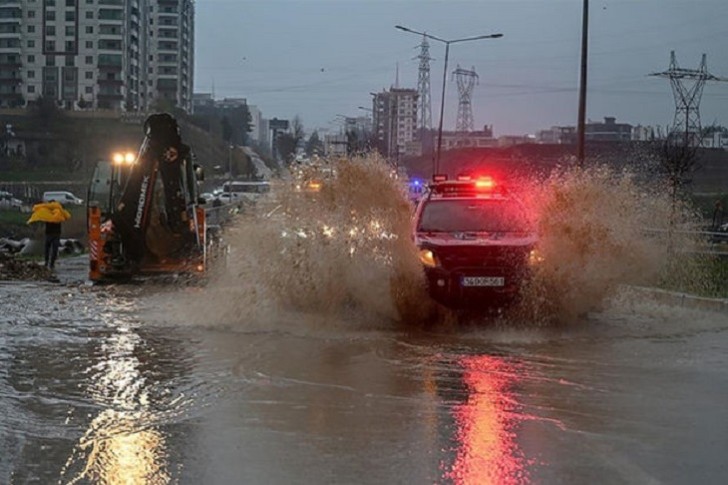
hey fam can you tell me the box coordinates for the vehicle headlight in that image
[419,248,438,268]
[528,248,544,266]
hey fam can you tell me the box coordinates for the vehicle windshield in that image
[418,199,531,233]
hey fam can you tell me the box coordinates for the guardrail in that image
[644,227,728,257]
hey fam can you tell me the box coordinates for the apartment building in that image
[146,0,194,112]
[371,87,418,159]
[0,0,193,112]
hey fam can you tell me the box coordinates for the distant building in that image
[585,117,632,141]
[0,0,194,111]
[441,125,496,150]
[191,94,261,145]
[192,93,215,114]
[632,125,655,141]
[537,126,577,144]
[324,133,347,157]
[247,105,263,142]
[372,87,418,159]
[215,97,247,109]
[498,135,535,147]
[536,118,633,144]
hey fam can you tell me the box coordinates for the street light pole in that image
[436,42,450,175]
[395,26,502,176]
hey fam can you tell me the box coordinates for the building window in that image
[28,70,35,78]
[85,41,92,48]
[85,55,92,64]
[46,41,55,51]
[85,86,92,93]
[28,86,36,93]
[28,55,35,63]
[28,10,36,18]
[86,26,93,34]
[85,71,92,79]
[65,41,75,51]
[65,11,75,21]
[45,26,56,36]
[65,26,75,36]
[66,0,76,6]
[45,10,56,21]
[27,25,35,33]
[27,40,35,48]
[85,11,93,19]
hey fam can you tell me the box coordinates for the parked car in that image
[219,181,271,204]
[42,191,84,205]
[0,191,23,211]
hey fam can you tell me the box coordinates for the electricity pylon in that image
[650,51,727,147]
[452,65,478,133]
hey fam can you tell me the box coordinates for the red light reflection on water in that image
[443,355,530,485]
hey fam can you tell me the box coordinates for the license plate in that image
[461,276,505,287]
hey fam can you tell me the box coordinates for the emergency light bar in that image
[432,174,448,182]
[429,174,502,196]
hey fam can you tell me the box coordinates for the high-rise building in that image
[147,0,194,112]
[371,88,418,159]
[0,0,193,112]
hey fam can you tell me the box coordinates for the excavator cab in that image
[88,114,206,282]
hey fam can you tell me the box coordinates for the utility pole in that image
[577,0,589,167]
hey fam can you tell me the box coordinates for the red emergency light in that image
[475,176,496,190]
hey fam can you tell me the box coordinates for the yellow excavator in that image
[86,113,206,282]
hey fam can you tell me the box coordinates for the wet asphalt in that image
[1,257,728,484]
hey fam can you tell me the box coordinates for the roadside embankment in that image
[629,286,728,315]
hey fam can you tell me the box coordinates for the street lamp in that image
[395,25,502,175]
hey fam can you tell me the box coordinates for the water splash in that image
[515,165,704,323]
[197,155,431,327]
[177,157,706,328]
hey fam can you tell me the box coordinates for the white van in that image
[218,181,271,204]
[42,191,84,205]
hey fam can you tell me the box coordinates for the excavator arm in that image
[112,113,199,264]
[87,113,206,281]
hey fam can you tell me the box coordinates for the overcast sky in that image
[195,0,728,136]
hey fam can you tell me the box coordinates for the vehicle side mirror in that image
[194,164,205,181]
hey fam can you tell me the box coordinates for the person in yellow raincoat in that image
[27,201,71,270]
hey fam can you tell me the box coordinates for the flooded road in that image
[1,273,727,484]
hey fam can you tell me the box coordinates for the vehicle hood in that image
[416,231,537,247]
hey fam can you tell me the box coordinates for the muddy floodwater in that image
[1,269,727,484]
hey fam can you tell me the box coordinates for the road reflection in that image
[441,355,531,485]
[61,326,170,484]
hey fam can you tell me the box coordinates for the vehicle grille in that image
[435,245,529,272]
